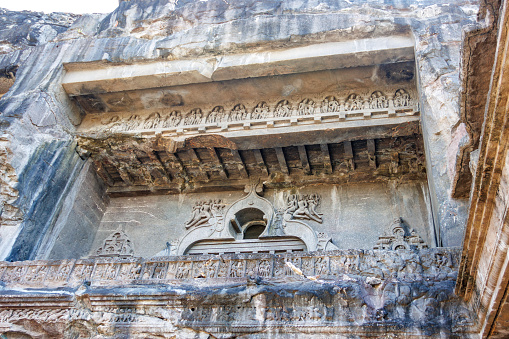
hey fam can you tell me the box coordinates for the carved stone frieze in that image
[0,248,459,288]
[80,88,418,134]
[0,248,470,337]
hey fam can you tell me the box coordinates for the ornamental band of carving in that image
[0,248,458,288]
[95,89,417,133]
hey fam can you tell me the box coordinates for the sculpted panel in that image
[87,88,418,134]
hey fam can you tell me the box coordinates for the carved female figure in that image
[252,102,269,119]
[274,100,292,117]
[321,96,340,113]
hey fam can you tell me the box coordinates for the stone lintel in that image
[62,37,414,96]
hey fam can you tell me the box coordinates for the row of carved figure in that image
[0,248,457,287]
[99,89,414,131]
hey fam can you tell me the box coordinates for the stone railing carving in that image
[82,88,419,135]
[0,248,473,338]
[0,248,459,288]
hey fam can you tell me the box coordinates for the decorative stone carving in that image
[143,112,161,129]
[84,88,418,135]
[321,96,340,113]
[170,185,336,255]
[94,228,135,258]
[274,100,292,117]
[228,104,248,121]
[369,91,387,109]
[298,98,315,115]
[184,199,226,229]
[285,194,323,223]
[206,106,225,123]
[125,114,141,130]
[163,110,182,127]
[373,218,428,250]
[344,93,364,111]
[252,101,269,119]
[184,108,203,125]
[393,89,411,107]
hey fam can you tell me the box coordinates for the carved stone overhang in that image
[67,38,422,195]
[0,248,474,338]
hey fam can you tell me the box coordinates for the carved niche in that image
[373,218,428,250]
[166,184,338,256]
[93,228,135,258]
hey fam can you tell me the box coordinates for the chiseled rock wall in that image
[77,181,432,259]
[0,248,475,338]
[0,0,482,261]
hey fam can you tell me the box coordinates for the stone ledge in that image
[62,37,414,96]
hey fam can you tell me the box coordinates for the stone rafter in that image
[77,135,426,195]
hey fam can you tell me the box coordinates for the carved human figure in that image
[125,114,141,130]
[393,89,411,107]
[163,110,182,127]
[307,194,323,222]
[229,104,248,121]
[207,106,224,123]
[344,94,363,111]
[321,96,340,113]
[184,108,203,125]
[369,91,387,109]
[287,194,323,223]
[274,100,292,117]
[298,98,315,115]
[252,102,269,119]
[144,112,161,129]
[185,200,213,229]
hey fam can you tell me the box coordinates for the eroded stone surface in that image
[0,248,475,338]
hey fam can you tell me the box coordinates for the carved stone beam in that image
[95,160,115,186]
[321,144,332,174]
[344,141,355,170]
[231,149,249,179]
[209,148,228,180]
[166,152,188,181]
[253,149,269,177]
[390,151,400,174]
[275,147,289,175]
[298,145,311,175]
[367,139,377,169]
[187,149,209,181]
[117,166,134,185]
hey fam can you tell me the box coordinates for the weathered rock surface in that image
[0,248,475,338]
[0,8,79,54]
[0,1,483,261]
